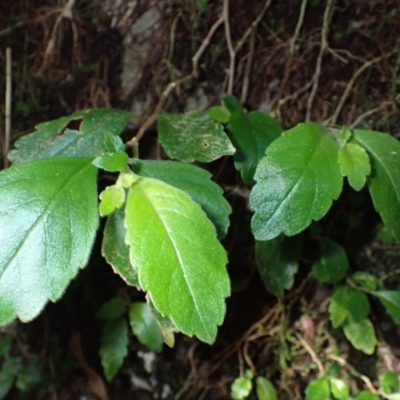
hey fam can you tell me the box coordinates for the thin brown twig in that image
[327,354,377,393]
[306,0,336,121]
[0,20,25,38]
[350,101,393,128]
[241,31,255,103]
[223,0,235,95]
[126,13,225,148]
[327,52,395,125]
[296,333,324,375]
[234,0,273,53]
[289,0,308,59]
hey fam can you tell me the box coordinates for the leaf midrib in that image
[0,160,93,280]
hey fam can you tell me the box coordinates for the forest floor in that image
[1,0,400,399]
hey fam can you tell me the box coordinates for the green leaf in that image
[329,286,350,328]
[0,158,98,325]
[312,239,349,284]
[343,318,377,355]
[255,235,302,298]
[372,291,400,324]
[305,378,330,400]
[346,289,370,324]
[0,358,21,400]
[8,109,131,165]
[330,378,349,400]
[350,271,380,291]
[353,130,400,241]
[256,377,278,400]
[208,106,231,123]
[104,133,125,153]
[98,186,125,217]
[130,160,231,238]
[93,151,129,172]
[380,371,399,394]
[228,110,282,184]
[338,143,371,190]
[251,122,343,241]
[223,95,244,113]
[339,125,352,147]
[354,391,379,400]
[129,302,164,352]
[0,335,13,356]
[231,370,253,400]
[96,297,126,319]
[157,111,235,162]
[196,0,208,9]
[100,317,129,381]
[102,206,139,286]
[125,177,230,343]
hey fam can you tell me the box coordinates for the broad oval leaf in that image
[255,234,302,298]
[93,151,129,172]
[157,111,235,162]
[256,377,278,400]
[343,318,377,355]
[208,106,231,123]
[305,378,330,400]
[380,371,399,394]
[330,378,349,400]
[251,122,343,241]
[100,317,129,381]
[372,290,400,325]
[102,206,139,287]
[329,285,350,328]
[8,109,131,165]
[353,130,400,240]
[125,177,230,343]
[228,110,282,184]
[0,158,98,325]
[130,159,231,238]
[129,302,164,353]
[338,143,371,191]
[312,239,349,284]
[354,391,379,400]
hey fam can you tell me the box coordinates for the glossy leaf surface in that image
[305,378,330,400]
[355,391,379,400]
[228,110,282,184]
[125,177,230,343]
[98,186,125,217]
[157,111,235,162]
[0,158,98,325]
[8,109,130,165]
[130,160,231,238]
[102,206,139,287]
[208,106,231,123]
[372,291,400,324]
[93,151,129,172]
[343,318,377,355]
[251,122,343,240]
[380,371,399,394]
[338,143,370,190]
[329,286,350,328]
[353,130,400,240]
[312,239,349,284]
[330,378,349,400]
[256,377,278,400]
[255,235,302,298]
[129,302,163,352]
[100,317,128,381]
